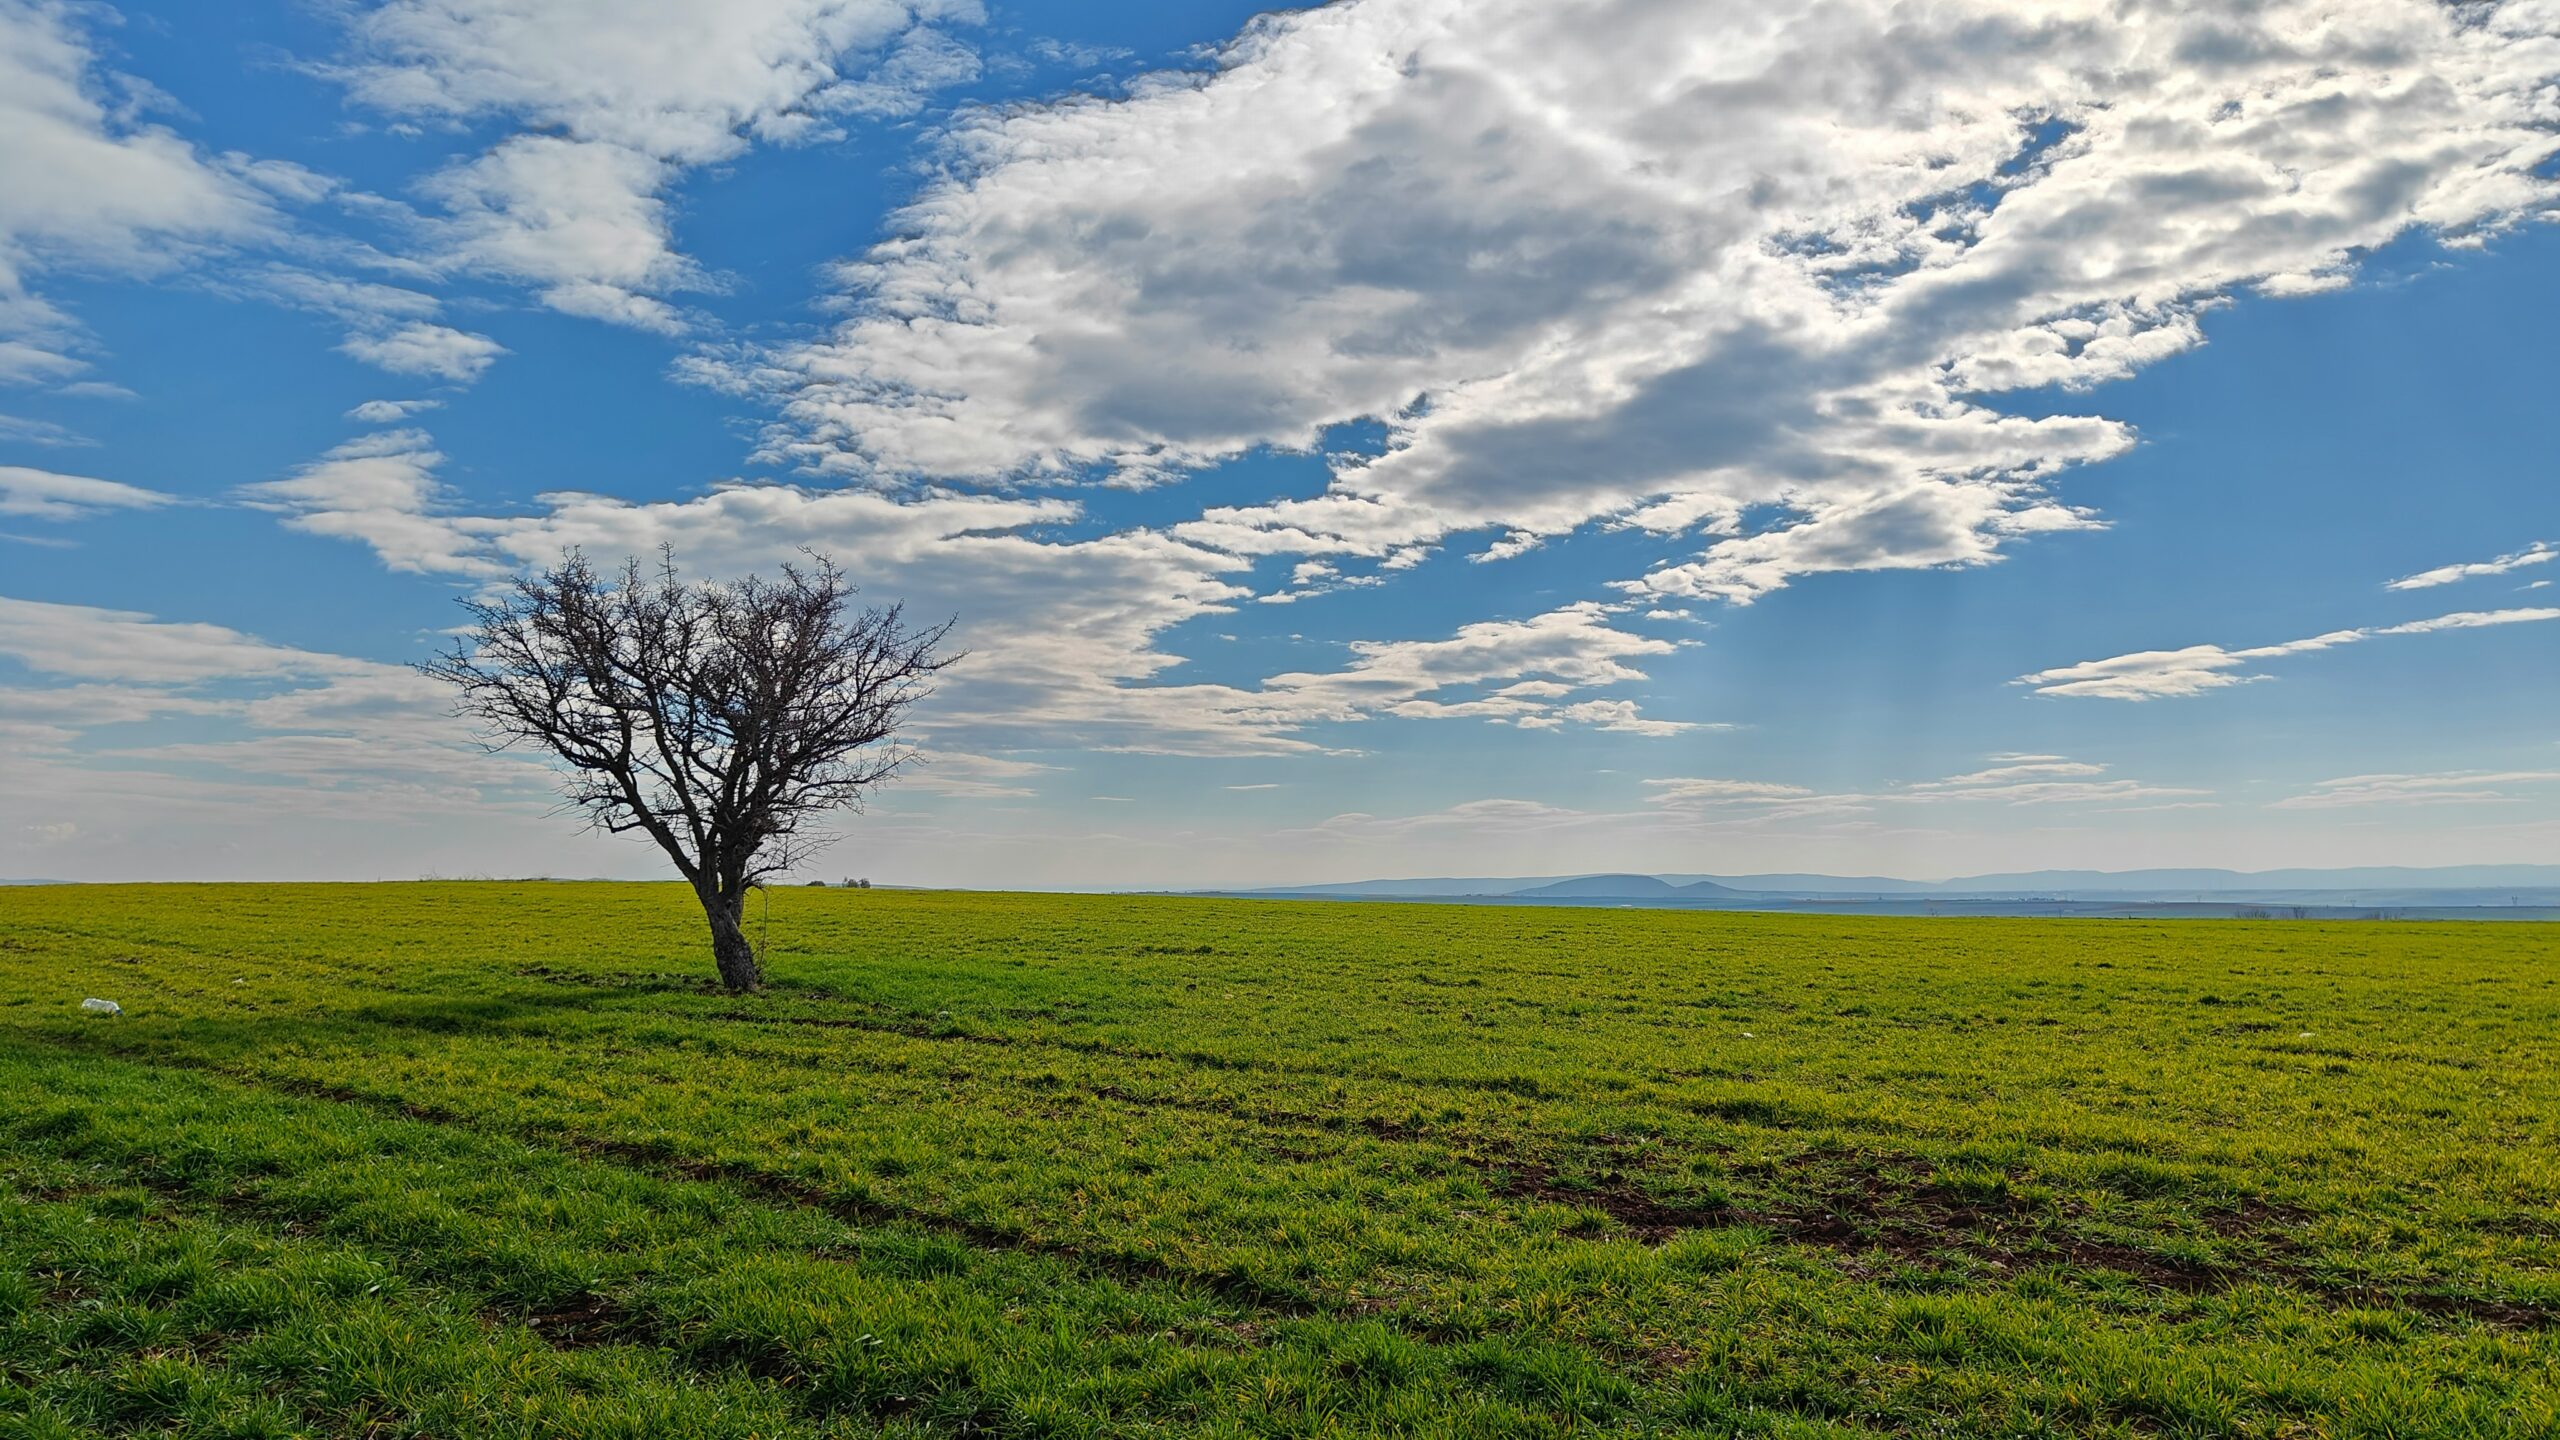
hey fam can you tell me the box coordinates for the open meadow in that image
[2,883,2557,1438]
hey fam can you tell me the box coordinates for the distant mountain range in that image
[1205,866,2560,916]
[1241,864,2560,894]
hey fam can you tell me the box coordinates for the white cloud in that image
[1256,601,1701,738]
[1922,760,2105,787]
[2385,541,2558,590]
[1900,774,2209,808]
[1522,698,1706,737]
[228,423,1716,752]
[1023,37,1133,72]
[1306,753,2198,852]
[184,3,2560,778]
[0,339,83,388]
[336,322,506,382]
[2273,770,2560,809]
[1295,798,1595,844]
[2022,606,2560,699]
[0,594,570,878]
[0,1,281,387]
[734,0,2557,617]
[346,397,443,423]
[899,747,1053,799]
[231,267,509,384]
[236,429,500,575]
[1628,484,2104,605]
[421,137,695,333]
[329,0,985,330]
[0,682,228,752]
[0,595,379,684]
[1644,778,1819,805]
[241,267,442,324]
[0,465,173,520]
[0,414,89,447]
[1643,755,2206,818]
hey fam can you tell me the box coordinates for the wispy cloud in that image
[897,748,1053,800]
[0,2,285,389]
[2273,771,2560,809]
[1645,755,2206,817]
[2020,607,2560,700]
[346,397,443,423]
[231,428,1715,750]
[0,595,555,864]
[0,465,174,520]
[1303,754,2200,855]
[2385,541,2556,591]
[234,429,498,575]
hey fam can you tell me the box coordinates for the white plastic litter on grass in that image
[80,997,122,1016]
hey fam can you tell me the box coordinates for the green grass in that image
[2,883,2556,1437]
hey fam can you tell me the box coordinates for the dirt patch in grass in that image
[502,1292,633,1348]
[201,1054,2560,1333]
[1500,1160,1733,1243]
[1493,1153,2553,1327]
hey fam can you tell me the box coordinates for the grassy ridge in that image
[2,882,2556,1437]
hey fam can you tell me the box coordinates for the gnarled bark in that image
[699,885,762,993]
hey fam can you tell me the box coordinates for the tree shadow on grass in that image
[12,981,661,1075]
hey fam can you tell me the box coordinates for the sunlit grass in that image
[3,883,2556,1436]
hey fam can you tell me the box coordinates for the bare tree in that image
[421,550,955,991]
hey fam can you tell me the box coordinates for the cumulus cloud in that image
[328,0,985,330]
[2021,606,2560,699]
[168,2,2560,779]
[0,465,173,520]
[1239,602,1704,738]
[336,322,506,382]
[2386,540,2558,591]
[733,0,2557,617]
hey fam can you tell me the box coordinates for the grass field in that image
[2,883,2556,1438]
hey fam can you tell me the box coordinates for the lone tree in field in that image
[422,550,954,992]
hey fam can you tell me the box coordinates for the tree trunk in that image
[698,885,763,992]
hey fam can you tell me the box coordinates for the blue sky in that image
[2,0,2555,886]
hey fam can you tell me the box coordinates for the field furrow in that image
[5,883,2558,1437]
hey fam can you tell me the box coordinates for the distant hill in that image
[1208,864,2560,907]
[1514,874,1750,899]
[1937,865,2560,894]
[1238,876,1563,897]
[1655,872,1941,895]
